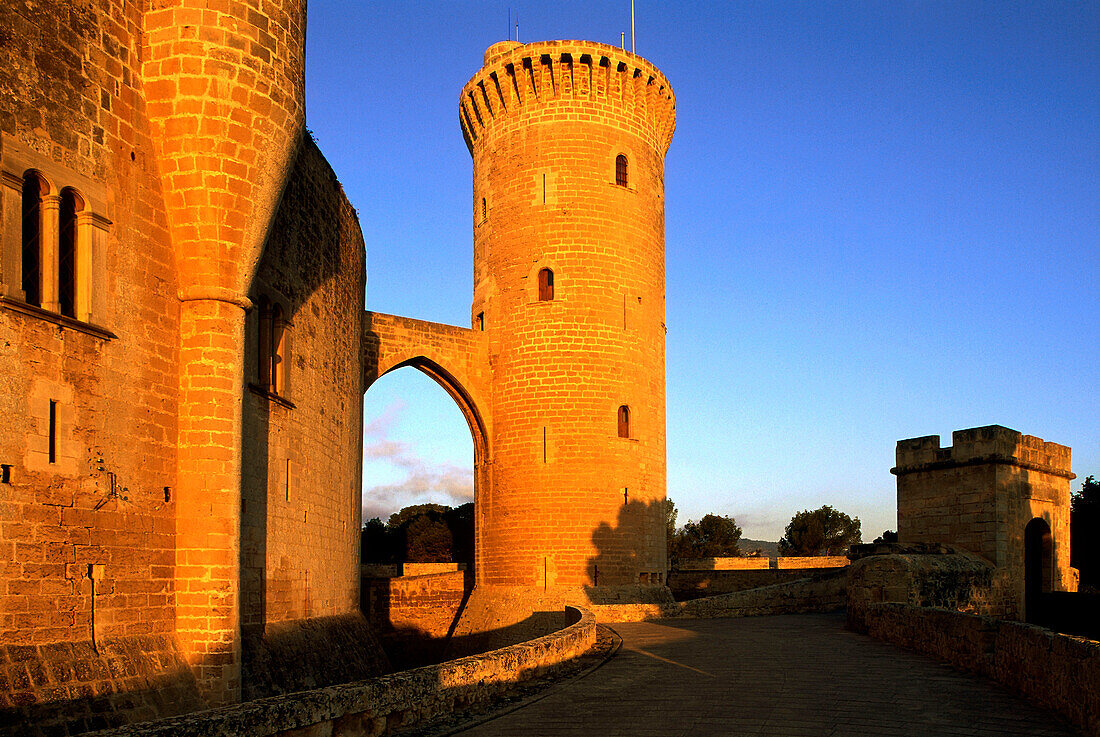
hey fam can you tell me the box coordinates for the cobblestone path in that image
[458,613,1083,736]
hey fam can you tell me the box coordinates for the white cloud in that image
[361,399,473,522]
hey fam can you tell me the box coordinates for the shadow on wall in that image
[0,636,204,737]
[584,498,670,602]
[238,133,379,699]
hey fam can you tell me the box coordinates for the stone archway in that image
[1024,517,1053,623]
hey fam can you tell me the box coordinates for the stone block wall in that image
[241,137,366,631]
[860,603,1100,737]
[84,606,597,737]
[0,0,180,680]
[893,425,1076,618]
[463,41,675,593]
[777,555,849,570]
[362,570,471,668]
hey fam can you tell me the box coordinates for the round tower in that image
[461,41,676,594]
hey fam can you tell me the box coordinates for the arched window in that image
[615,154,628,187]
[258,296,273,390]
[257,296,288,397]
[617,405,630,438]
[538,268,554,301]
[58,188,79,318]
[21,172,44,307]
[271,303,286,395]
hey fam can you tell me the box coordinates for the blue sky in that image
[305,2,1099,541]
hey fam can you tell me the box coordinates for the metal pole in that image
[631,0,635,53]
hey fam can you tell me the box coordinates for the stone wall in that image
[594,571,848,622]
[86,607,597,737]
[0,635,203,737]
[238,136,376,696]
[362,570,471,668]
[464,41,675,593]
[893,425,1076,619]
[859,603,1100,737]
[669,567,847,600]
[777,555,849,569]
[677,557,770,571]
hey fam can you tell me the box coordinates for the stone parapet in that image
[859,603,1100,737]
[893,425,1074,479]
[86,606,597,737]
[460,40,676,156]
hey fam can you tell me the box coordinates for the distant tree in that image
[361,516,399,563]
[664,498,679,566]
[1072,475,1099,589]
[404,514,454,562]
[677,514,743,559]
[778,505,861,556]
[873,530,898,544]
[359,503,476,565]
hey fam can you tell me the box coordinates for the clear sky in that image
[305,1,1099,541]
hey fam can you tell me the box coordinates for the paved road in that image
[459,613,1083,737]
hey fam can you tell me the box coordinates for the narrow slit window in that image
[481,197,487,222]
[538,268,554,301]
[59,189,78,318]
[48,400,57,463]
[258,297,273,391]
[21,173,43,307]
[615,154,628,187]
[271,303,286,395]
[476,312,485,331]
[617,405,630,438]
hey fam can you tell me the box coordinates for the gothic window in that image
[21,172,44,307]
[615,154,628,187]
[538,268,554,301]
[617,405,630,438]
[58,188,79,318]
[257,296,288,396]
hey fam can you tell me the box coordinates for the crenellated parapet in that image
[893,425,1075,479]
[460,40,676,156]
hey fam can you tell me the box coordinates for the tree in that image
[873,530,898,544]
[1072,475,1099,589]
[664,498,679,565]
[676,514,743,559]
[778,505,861,556]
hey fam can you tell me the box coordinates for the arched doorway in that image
[361,364,484,555]
[1024,517,1053,624]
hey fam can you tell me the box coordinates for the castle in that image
[0,2,1078,734]
[0,0,676,727]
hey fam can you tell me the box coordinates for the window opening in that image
[538,268,554,301]
[270,303,286,395]
[615,154,628,187]
[21,173,43,307]
[481,197,487,222]
[258,297,272,391]
[48,400,57,463]
[617,405,630,438]
[59,189,78,318]
[476,312,485,331]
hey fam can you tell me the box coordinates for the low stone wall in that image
[859,603,1100,737]
[594,571,848,622]
[777,555,848,570]
[89,606,597,737]
[0,634,205,737]
[677,557,769,571]
[362,570,471,668]
[669,567,845,600]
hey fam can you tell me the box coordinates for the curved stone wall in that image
[88,606,597,737]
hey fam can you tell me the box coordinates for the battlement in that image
[460,40,676,156]
[892,425,1074,479]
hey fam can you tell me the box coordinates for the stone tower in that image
[460,41,676,593]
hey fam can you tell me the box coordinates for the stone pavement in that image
[457,613,1083,736]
